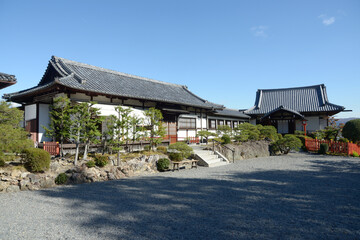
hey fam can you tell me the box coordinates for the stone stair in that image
[192,145,229,167]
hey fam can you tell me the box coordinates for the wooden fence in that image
[43,141,60,156]
[305,138,360,155]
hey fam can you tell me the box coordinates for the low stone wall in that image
[0,154,167,193]
[216,140,271,161]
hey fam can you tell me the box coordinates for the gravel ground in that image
[1,152,360,240]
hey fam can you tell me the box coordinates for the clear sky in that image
[1,0,359,118]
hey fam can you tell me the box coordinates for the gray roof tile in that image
[0,72,17,89]
[245,84,345,115]
[213,108,250,119]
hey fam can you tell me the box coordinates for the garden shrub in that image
[156,146,167,154]
[0,153,4,167]
[338,138,349,143]
[257,125,279,141]
[342,119,360,143]
[233,123,260,142]
[86,160,96,168]
[352,151,359,157]
[94,154,108,167]
[157,158,170,171]
[271,134,302,154]
[318,143,329,154]
[221,134,231,144]
[55,173,68,185]
[144,145,151,151]
[168,142,193,159]
[294,130,305,136]
[168,152,183,162]
[23,148,50,172]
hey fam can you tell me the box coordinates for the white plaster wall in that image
[319,117,327,130]
[306,117,320,132]
[38,104,51,142]
[25,104,36,121]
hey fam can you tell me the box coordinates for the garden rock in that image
[6,185,20,193]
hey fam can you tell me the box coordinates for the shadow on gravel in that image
[40,158,360,239]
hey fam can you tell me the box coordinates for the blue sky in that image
[1,0,359,117]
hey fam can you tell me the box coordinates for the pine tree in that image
[144,108,166,151]
[43,96,71,157]
[112,106,132,165]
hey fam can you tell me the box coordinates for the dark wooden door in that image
[164,121,177,144]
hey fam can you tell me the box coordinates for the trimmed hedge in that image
[23,148,50,172]
[352,151,359,157]
[157,158,170,171]
[94,154,108,167]
[55,173,68,185]
[168,142,193,159]
[156,146,167,154]
[342,119,360,143]
[168,152,183,162]
[221,135,231,144]
[318,143,329,154]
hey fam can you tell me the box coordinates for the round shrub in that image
[94,154,108,167]
[156,146,167,154]
[271,134,302,154]
[221,135,231,144]
[168,142,193,159]
[342,119,360,143]
[23,148,50,172]
[157,158,170,171]
[86,160,95,168]
[318,143,329,154]
[352,151,359,157]
[168,152,183,162]
[144,145,151,151]
[55,173,68,185]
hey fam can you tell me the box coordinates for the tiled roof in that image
[5,56,223,109]
[213,108,250,119]
[260,106,304,120]
[0,72,17,89]
[245,84,345,115]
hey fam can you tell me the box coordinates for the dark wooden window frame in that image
[178,117,196,130]
[209,119,217,129]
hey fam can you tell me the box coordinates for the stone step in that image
[208,161,228,168]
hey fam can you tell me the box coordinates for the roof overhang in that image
[261,106,305,121]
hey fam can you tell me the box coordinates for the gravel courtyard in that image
[1,152,359,239]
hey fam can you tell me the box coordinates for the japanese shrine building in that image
[244,84,346,134]
[3,56,250,143]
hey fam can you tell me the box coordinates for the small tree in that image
[196,130,217,144]
[144,108,166,150]
[82,104,102,160]
[102,115,116,154]
[113,106,133,165]
[0,101,33,155]
[272,134,302,154]
[342,119,360,143]
[233,123,260,142]
[129,115,143,152]
[44,96,71,157]
[217,125,232,137]
[257,125,279,141]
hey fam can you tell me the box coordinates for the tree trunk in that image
[83,140,89,160]
[60,136,64,157]
[117,150,121,166]
[74,126,80,165]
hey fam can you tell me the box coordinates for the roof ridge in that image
[52,56,184,88]
[258,84,325,92]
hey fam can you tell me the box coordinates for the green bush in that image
[144,145,151,151]
[23,148,50,172]
[318,143,329,154]
[157,158,170,171]
[168,152,183,162]
[352,151,359,157]
[55,173,68,185]
[86,160,96,168]
[168,142,193,159]
[294,130,305,136]
[156,146,167,154]
[338,138,349,143]
[233,123,260,142]
[342,119,360,143]
[221,134,231,144]
[257,125,279,141]
[94,154,108,167]
[271,134,302,154]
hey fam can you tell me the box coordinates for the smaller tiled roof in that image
[0,72,17,89]
[261,105,304,120]
[213,108,250,119]
[245,84,345,115]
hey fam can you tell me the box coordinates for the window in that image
[178,118,196,129]
[209,119,216,129]
[226,120,232,128]
[233,121,238,128]
[218,120,224,126]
